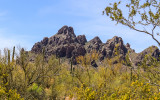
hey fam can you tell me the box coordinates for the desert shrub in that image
[0,47,160,99]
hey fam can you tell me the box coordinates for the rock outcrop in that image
[77,35,87,45]
[31,25,160,66]
[99,36,128,61]
[31,26,86,64]
[134,46,160,65]
[85,36,103,53]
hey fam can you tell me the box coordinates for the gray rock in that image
[77,35,87,45]
[135,46,160,65]
[85,36,103,53]
[31,26,160,67]
[100,36,128,61]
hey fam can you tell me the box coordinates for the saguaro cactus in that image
[12,46,15,62]
[8,50,10,65]
[42,47,45,62]
[70,57,73,74]
[42,47,45,84]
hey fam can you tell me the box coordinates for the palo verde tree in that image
[104,0,160,45]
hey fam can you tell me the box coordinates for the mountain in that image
[31,25,160,66]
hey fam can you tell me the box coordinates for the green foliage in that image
[104,0,160,45]
[74,84,97,100]
[27,83,43,99]
[0,47,160,99]
[0,86,24,100]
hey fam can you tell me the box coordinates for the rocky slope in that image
[31,25,160,66]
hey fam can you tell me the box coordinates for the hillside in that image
[31,25,160,66]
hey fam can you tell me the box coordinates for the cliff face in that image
[31,25,160,65]
[134,46,160,65]
[32,26,86,63]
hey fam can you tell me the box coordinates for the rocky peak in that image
[48,26,78,46]
[106,36,126,51]
[106,36,123,45]
[57,25,76,38]
[31,25,160,67]
[41,37,49,46]
[31,27,130,65]
[126,43,130,48]
[89,36,102,44]
[77,35,87,45]
[31,26,87,64]
[85,36,103,53]
[135,46,160,65]
[139,46,159,57]
[99,36,128,61]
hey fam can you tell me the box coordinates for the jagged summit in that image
[77,35,87,45]
[31,26,160,65]
[85,36,103,53]
[134,46,160,65]
[106,36,123,44]
[89,36,102,44]
[105,36,127,55]
[57,25,76,37]
[50,25,77,45]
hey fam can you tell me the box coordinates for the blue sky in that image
[0,0,159,53]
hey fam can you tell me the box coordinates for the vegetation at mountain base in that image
[104,0,160,46]
[0,46,160,100]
